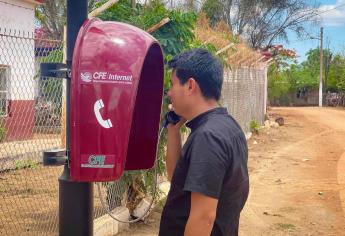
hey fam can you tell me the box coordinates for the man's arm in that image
[184,192,218,236]
[165,119,185,181]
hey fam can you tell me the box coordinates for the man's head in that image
[167,48,223,118]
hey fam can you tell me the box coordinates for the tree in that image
[35,0,99,39]
[202,0,223,26]
[328,54,345,91]
[202,0,319,48]
[94,0,198,212]
[266,45,297,104]
[97,0,197,56]
[302,48,333,90]
[35,0,65,39]
[267,63,290,104]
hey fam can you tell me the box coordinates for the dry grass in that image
[195,14,266,69]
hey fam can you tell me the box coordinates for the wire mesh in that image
[0,27,165,235]
[0,23,267,235]
[221,67,266,133]
[0,28,62,235]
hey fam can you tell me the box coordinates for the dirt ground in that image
[117,107,345,236]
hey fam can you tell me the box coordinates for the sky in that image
[282,0,345,63]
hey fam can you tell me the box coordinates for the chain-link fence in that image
[0,28,111,235]
[221,66,267,133]
[0,26,267,235]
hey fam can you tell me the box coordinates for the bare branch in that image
[146,17,170,33]
[88,0,119,18]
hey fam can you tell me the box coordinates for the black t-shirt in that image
[159,107,249,236]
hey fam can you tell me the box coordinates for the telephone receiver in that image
[163,110,181,128]
[94,99,113,129]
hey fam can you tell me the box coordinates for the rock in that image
[264,120,270,128]
[253,140,258,145]
[132,197,153,219]
[245,132,252,140]
[302,158,310,162]
[269,120,279,128]
[272,122,279,128]
[318,192,323,195]
[275,117,284,126]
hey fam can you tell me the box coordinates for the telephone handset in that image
[163,110,181,128]
[94,99,113,129]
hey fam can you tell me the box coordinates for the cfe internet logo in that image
[80,71,133,84]
[81,155,114,168]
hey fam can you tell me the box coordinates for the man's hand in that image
[165,105,186,181]
[184,192,218,236]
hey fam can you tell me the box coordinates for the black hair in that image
[168,48,223,101]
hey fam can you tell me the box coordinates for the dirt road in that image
[241,107,345,235]
[118,107,345,236]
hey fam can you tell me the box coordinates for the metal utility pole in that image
[41,1,92,235]
[319,27,323,107]
[60,1,93,235]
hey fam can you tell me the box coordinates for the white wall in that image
[0,0,36,100]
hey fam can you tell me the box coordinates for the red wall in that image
[4,100,35,141]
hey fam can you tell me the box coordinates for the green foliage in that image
[97,0,198,204]
[249,119,261,134]
[285,63,318,90]
[286,48,345,92]
[301,48,332,87]
[275,223,296,230]
[14,159,39,170]
[268,64,290,103]
[36,49,64,109]
[153,10,197,56]
[268,46,345,104]
[98,0,197,56]
[0,124,5,142]
[202,0,223,26]
[328,54,345,91]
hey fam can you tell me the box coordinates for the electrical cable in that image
[317,2,345,15]
[97,127,165,223]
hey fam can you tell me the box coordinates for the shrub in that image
[14,159,39,170]
[250,119,261,134]
[0,121,5,142]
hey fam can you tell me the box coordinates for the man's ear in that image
[187,78,197,94]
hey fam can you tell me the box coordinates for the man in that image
[159,48,249,236]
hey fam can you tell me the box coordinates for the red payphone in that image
[70,18,164,182]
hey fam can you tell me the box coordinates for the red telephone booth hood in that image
[70,18,164,182]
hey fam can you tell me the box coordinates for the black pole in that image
[59,1,93,236]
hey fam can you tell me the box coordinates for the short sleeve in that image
[183,132,230,199]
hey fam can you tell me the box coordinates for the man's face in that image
[167,70,189,116]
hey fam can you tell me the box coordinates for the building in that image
[0,0,43,140]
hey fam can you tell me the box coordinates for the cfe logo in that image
[88,155,105,166]
[93,72,107,80]
[81,154,114,168]
[80,72,92,82]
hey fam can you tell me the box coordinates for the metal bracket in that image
[43,149,68,166]
[40,63,71,79]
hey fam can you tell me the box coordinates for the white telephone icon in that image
[94,99,113,129]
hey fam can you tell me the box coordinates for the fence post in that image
[59,1,93,236]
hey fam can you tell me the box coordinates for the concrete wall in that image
[0,0,36,100]
[0,0,38,140]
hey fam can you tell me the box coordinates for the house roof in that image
[22,0,44,5]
